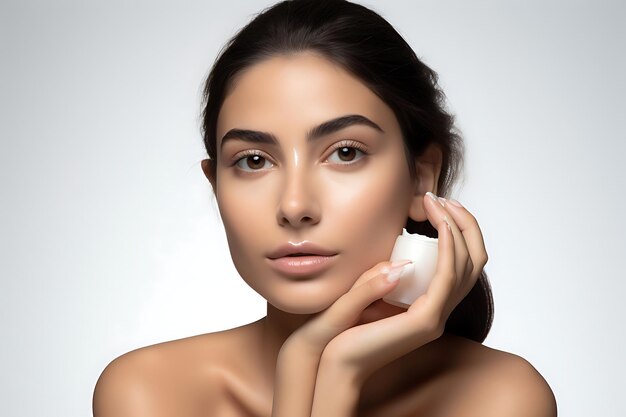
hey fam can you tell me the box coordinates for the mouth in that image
[267,241,338,260]
[266,241,338,276]
[266,254,338,277]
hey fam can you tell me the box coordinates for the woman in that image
[93,0,557,415]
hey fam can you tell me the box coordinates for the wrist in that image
[311,357,361,417]
[279,334,324,364]
[319,351,364,388]
[273,337,324,417]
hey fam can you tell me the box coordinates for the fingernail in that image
[426,191,446,208]
[426,191,438,202]
[381,259,411,273]
[390,259,412,268]
[385,261,414,283]
[447,199,463,208]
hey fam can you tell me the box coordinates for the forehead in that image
[216,52,398,142]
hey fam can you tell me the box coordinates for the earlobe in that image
[201,158,217,194]
[407,143,443,222]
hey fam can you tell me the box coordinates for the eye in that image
[233,151,274,172]
[326,140,369,165]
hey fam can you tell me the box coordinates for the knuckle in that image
[354,274,389,299]
[467,257,474,271]
[446,272,458,290]
[373,261,390,271]
[467,212,479,226]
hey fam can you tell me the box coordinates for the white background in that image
[1,1,624,416]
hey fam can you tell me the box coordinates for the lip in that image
[266,241,339,277]
[266,254,338,277]
[267,241,338,259]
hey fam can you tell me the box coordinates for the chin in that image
[269,301,329,315]
[236,260,358,315]
[264,283,341,315]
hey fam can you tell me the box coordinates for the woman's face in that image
[212,52,419,314]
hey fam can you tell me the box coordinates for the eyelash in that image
[231,140,369,172]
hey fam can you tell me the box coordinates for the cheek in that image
[328,161,410,228]
[217,182,271,267]
[322,161,412,271]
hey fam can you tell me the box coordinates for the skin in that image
[92,53,557,416]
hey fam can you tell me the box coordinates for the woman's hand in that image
[300,192,488,383]
[272,192,488,417]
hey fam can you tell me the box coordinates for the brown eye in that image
[234,153,273,172]
[337,147,357,161]
[327,143,367,165]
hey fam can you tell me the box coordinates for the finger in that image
[424,192,469,288]
[409,210,456,316]
[301,265,408,346]
[349,257,414,290]
[439,197,488,283]
[349,261,391,290]
[357,299,406,325]
[331,261,412,327]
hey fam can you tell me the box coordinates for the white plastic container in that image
[382,228,439,308]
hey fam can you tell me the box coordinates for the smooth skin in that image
[93,53,556,416]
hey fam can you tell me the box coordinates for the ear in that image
[407,143,443,222]
[201,158,217,195]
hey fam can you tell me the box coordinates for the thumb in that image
[297,260,413,349]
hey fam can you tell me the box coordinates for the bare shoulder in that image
[440,334,558,417]
[481,348,557,416]
[360,333,556,417]
[93,321,262,417]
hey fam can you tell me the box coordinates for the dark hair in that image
[200,0,494,343]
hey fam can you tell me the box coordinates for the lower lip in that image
[267,255,337,276]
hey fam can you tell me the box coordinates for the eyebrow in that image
[219,114,384,151]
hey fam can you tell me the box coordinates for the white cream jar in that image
[382,228,439,308]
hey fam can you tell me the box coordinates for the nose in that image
[276,165,321,228]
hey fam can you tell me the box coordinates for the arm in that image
[310,355,361,417]
[271,338,324,417]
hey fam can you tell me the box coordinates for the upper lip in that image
[267,241,338,259]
